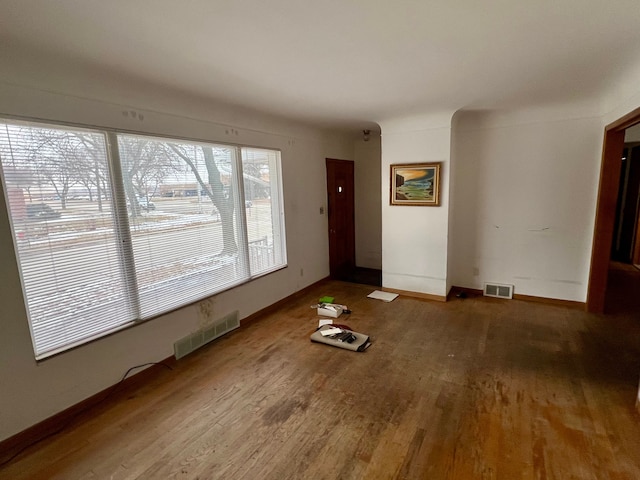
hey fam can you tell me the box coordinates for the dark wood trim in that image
[449,286,585,309]
[3,279,640,478]
[0,356,176,465]
[447,286,483,300]
[606,106,640,131]
[512,294,586,310]
[0,277,332,464]
[0,277,331,464]
[587,112,640,312]
[240,277,331,327]
[589,129,625,313]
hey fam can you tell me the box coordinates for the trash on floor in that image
[317,303,343,317]
[312,302,351,317]
[310,324,371,352]
[367,290,399,302]
[318,318,334,327]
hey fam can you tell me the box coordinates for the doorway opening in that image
[326,158,356,280]
[325,158,382,287]
[611,142,640,267]
[588,107,640,313]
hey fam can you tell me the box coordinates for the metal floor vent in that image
[483,283,514,299]
[174,310,240,359]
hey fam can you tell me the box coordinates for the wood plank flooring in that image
[2,279,640,479]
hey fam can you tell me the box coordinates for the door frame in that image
[587,106,640,312]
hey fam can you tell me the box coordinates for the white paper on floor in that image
[367,290,399,302]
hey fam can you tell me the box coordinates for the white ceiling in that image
[1,1,640,130]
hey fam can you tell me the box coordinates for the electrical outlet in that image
[473,267,480,276]
[300,268,304,277]
[320,206,324,215]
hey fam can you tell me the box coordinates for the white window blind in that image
[117,134,250,317]
[0,122,135,358]
[0,120,287,359]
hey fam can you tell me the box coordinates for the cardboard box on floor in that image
[317,304,343,318]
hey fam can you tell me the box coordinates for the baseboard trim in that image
[381,287,447,302]
[240,276,330,327]
[1,277,585,464]
[0,277,331,465]
[447,286,483,300]
[450,286,586,310]
[0,356,176,466]
[512,293,586,310]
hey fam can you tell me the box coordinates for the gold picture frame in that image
[390,162,441,206]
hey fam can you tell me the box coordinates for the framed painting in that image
[390,162,441,206]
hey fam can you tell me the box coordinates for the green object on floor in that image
[319,296,334,304]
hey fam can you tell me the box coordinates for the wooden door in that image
[326,159,355,279]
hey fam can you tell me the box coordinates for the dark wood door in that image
[326,158,355,278]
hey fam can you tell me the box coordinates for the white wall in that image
[354,135,382,269]
[0,54,352,441]
[380,113,453,297]
[5,35,640,445]
[602,52,640,125]
[625,123,640,142]
[449,107,603,301]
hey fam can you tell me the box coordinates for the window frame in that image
[0,116,288,360]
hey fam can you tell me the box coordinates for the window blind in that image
[117,134,250,318]
[0,122,135,358]
[0,120,287,359]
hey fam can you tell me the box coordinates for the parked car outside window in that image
[26,203,61,219]
[138,198,156,210]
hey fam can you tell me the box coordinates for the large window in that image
[0,121,286,359]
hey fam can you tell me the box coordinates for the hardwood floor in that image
[2,280,640,479]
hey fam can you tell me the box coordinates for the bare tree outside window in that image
[0,121,285,358]
[166,143,238,255]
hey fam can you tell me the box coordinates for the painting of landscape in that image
[390,163,441,206]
